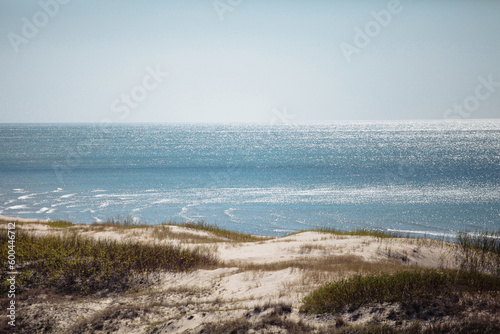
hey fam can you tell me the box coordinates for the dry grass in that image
[307,228,404,239]
[86,219,271,244]
[163,221,271,242]
[228,254,405,275]
[456,230,500,275]
[301,269,500,315]
[298,243,330,254]
[150,225,224,244]
[0,230,218,296]
[198,303,312,334]
[46,221,75,228]
[68,304,151,334]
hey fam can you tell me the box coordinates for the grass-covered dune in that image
[0,219,499,333]
[0,229,218,297]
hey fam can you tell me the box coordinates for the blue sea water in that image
[0,121,499,237]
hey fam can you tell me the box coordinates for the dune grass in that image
[163,221,270,242]
[457,230,500,254]
[46,220,74,228]
[229,254,405,276]
[198,303,313,334]
[310,227,403,239]
[87,217,267,243]
[2,221,499,332]
[300,228,500,320]
[0,229,218,296]
[91,214,147,228]
[300,269,500,315]
[456,230,500,275]
[150,225,226,243]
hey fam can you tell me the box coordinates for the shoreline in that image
[0,214,465,241]
[0,214,49,223]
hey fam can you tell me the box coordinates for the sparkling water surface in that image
[1,121,499,237]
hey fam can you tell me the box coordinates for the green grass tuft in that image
[456,230,500,275]
[46,220,74,228]
[301,269,500,315]
[92,214,146,228]
[0,230,218,296]
[163,221,269,242]
[310,227,403,239]
[457,230,500,255]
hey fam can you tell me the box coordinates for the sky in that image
[0,0,499,123]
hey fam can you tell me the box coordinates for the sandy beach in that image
[4,218,495,334]
[0,215,48,224]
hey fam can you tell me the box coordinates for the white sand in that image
[0,221,460,333]
[0,214,48,223]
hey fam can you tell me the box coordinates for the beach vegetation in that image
[163,221,270,242]
[300,269,500,315]
[0,229,218,297]
[310,227,403,239]
[92,214,147,228]
[456,230,500,275]
[199,303,312,334]
[69,304,150,334]
[46,220,74,228]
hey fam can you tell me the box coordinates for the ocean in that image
[0,121,499,237]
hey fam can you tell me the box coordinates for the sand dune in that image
[1,220,490,333]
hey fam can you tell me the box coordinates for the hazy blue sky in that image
[1,0,499,123]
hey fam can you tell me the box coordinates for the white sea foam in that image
[177,206,188,217]
[224,208,239,223]
[7,205,27,210]
[152,198,176,204]
[387,229,456,239]
[295,220,309,226]
[18,193,36,200]
[94,193,139,198]
[51,201,75,207]
[465,231,500,240]
[177,204,203,221]
[99,201,111,208]
[37,207,50,213]
[60,193,76,198]
[272,228,295,234]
